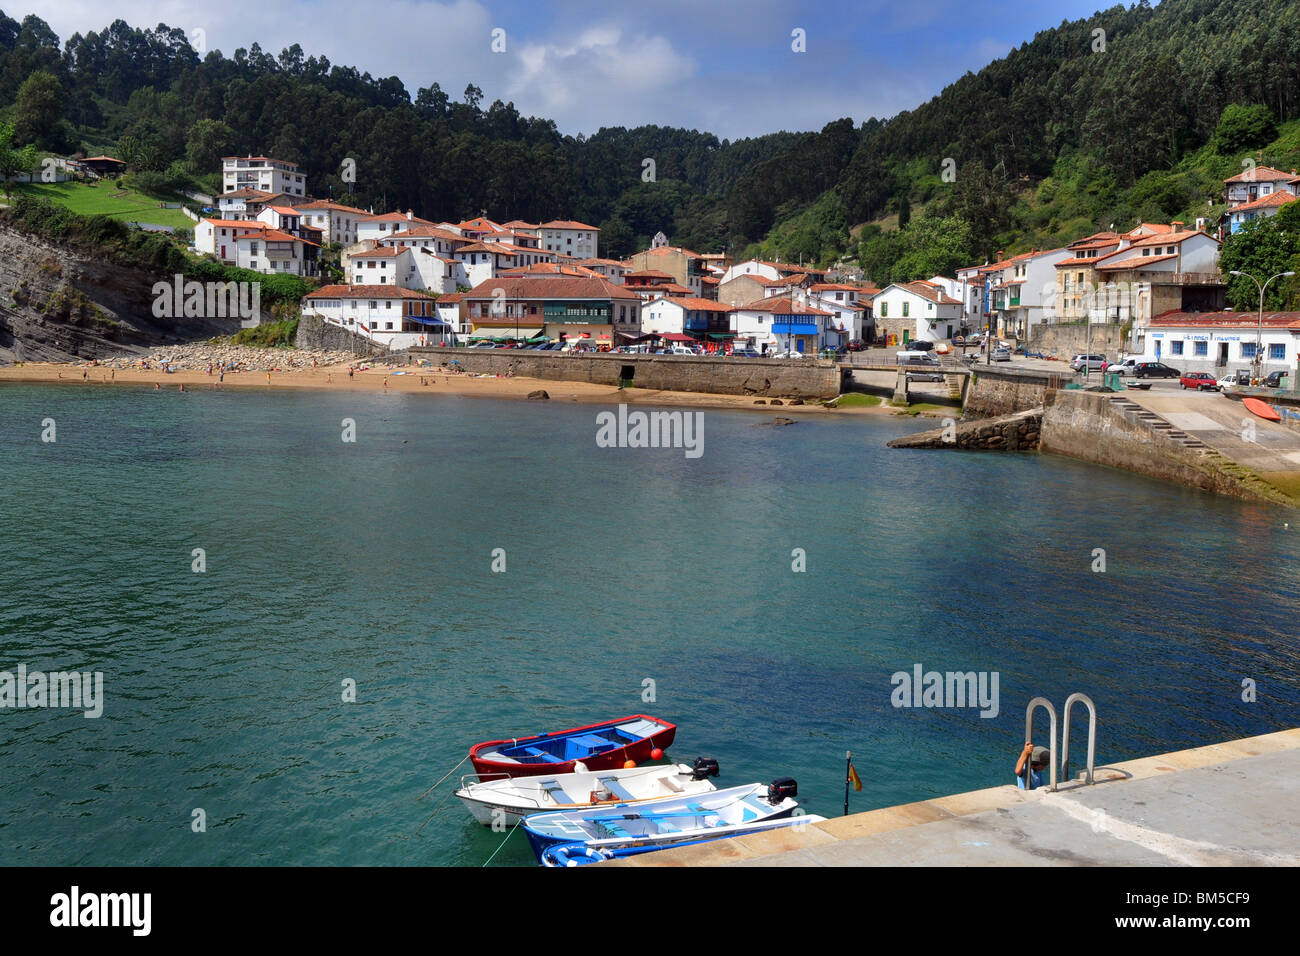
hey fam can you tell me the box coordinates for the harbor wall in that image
[404,348,844,399]
[1039,389,1286,504]
[887,409,1041,450]
[963,366,1061,418]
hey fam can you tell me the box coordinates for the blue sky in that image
[41,0,1115,138]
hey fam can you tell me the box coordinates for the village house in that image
[1134,309,1300,381]
[731,295,833,355]
[222,155,307,196]
[296,199,371,246]
[356,210,439,244]
[461,275,639,344]
[871,281,963,345]
[1223,166,1300,208]
[539,220,600,259]
[639,296,733,349]
[1226,191,1298,234]
[625,245,712,297]
[301,285,446,349]
[808,282,875,346]
[980,248,1070,340]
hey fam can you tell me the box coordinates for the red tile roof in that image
[305,285,436,299]
[464,276,639,300]
[223,155,299,167]
[1148,309,1300,328]
[1224,166,1296,184]
[1229,192,1298,213]
[541,220,600,231]
[1095,253,1180,270]
[735,296,832,315]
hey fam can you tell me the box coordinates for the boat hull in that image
[468,715,676,779]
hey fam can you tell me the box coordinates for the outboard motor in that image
[767,778,798,804]
[691,757,720,780]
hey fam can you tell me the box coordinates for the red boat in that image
[468,715,677,779]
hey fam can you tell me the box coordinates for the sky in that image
[35,0,1115,139]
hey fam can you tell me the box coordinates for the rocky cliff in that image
[0,224,243,363]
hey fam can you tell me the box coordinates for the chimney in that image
[996,250,1003,261]
[1172,220,1184,230]
[407,209,414,220]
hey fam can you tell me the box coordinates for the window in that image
[1270,343,1286,360]
[903,301,909,317]
[1242,343,1257,359]
[385,322,393,330]
[879,302,887,318]
[1194,341,1208,357]
[1171,341,1184,355]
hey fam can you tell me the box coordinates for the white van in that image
[896,350,940,367]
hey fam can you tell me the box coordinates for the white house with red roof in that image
[222,156,306,196]
[356,210,439,244]
[1135,309,1300,380]
[639,296,733,349]
[808,282,873,346]
[539,220,599,259]
[731,295,833,355]
[296,200,371,246]
[301,284,447,349]
[1223,166,1300,208]
[194,218,265,263]
[871,281,963,345]
[1227,191,1299,234]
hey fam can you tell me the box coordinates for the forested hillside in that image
[3,0,1300,274]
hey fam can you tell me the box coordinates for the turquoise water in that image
[1,383,1297,866]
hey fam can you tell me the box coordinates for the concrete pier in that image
[615,728,1300,866]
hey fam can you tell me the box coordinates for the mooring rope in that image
[482,823,522,867]
[418,753,470,801]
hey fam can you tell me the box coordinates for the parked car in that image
[1264,370,1291,388]
[1218,369,1251,389]
[909,340,935,351]
[1107,357,1140,376]
[732,349,761,358]
[1134,361,1180,378]
[774,350,807,359]
[1180,371,1221,391]
[1070,353,1108,373]
[991,347,1011,362]
[845,340,866,352]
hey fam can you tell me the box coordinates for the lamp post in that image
[1229,270,1294,385]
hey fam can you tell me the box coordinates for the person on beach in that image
[219,369,224,384]
[348,367,354,381]
[267,371,272,386]
[1014,743,1050,790]
[82,370,88,382]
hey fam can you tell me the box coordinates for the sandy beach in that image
[0,355,952,418]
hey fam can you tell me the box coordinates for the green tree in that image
[14,69,64,145]
[184,118,234,174]
[1218,215,1299,311]
[598,215,635,259]
[0,121,38,197]
[1212,104,1277,155]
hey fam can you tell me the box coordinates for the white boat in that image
[455,757,721,826]
[541,814,829,866]
[522,779,801,861]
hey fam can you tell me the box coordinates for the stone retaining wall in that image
[295,314,390,357]
[964,366,1062,418]
[405,347,843,398]
[1027,322,1130,359]
[887,409,1041,451]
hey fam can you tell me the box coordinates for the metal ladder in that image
[1024,694,1098,792]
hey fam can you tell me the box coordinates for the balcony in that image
[1163,272,1224,286]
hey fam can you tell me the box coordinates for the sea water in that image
[0,384,1296,866]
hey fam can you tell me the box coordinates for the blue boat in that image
[522,779,801,861]
[540,813,828,866]
[469,714,677,779]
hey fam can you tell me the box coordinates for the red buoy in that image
[650,748,663,761]
[623,759,636,769]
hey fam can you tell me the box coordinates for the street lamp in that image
[1229,270,1294,385]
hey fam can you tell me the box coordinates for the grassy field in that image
[10,181,195,230]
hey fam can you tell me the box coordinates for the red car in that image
[1180,371,1221,391]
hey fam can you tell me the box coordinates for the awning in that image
[661,333,695,343]
[707,333,736,339]
[406,315,451,327]
[475,327,542,339]
[772,323,819,335]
